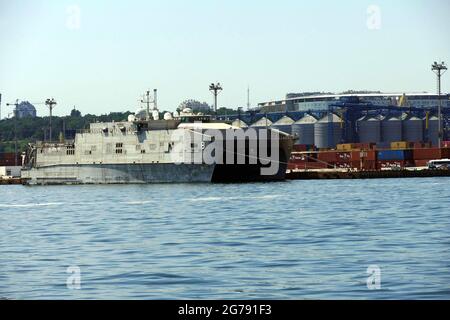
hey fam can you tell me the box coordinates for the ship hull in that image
[22,163,216,185]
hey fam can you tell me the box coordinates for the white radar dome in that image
[164,112,173,120]
[152,110,160,120]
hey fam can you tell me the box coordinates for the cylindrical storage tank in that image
[250,117,273,128]
[292,114,317,145]
[232,119,248,128]
[271,116,294,134]
[402,113,423,142]
[357,115,381,143]
[425,115,441,147]
[381,114,402,143]
[314,113,343,149]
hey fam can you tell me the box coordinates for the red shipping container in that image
[356,143,376,150]
[304,162,330,170]
[353,150,376,161]
[290,152,317,162]
[414,160,429,167]
[293,144,307,152]
[441,148,450,159]
[361,160,377,171]
[377,160,408,169]
[413,142,432,149]
[336,152,352,161]
[441,141,450,148]
[317,151,338,163]
[412,148,441,160]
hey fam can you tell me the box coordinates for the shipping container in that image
[336,152,352,161]
[413,142,432,149]
[377,160,410,170]
[377,150,412,161]
[412,148,441,160]
[293,144,307,152]
[440,148,450,159]
[317,151,338,163]
[337,144,353,151]
[293,144,315,152]
[289,161,330,170]
[414,160,429,167]
[361,160,377,171]
[391,141,414,150]
[442,141,450,148]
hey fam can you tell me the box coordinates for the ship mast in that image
[140,89,158,120]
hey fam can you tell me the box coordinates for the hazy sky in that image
[0,0,449,117]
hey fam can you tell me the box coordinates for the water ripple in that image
[1,178,450,299]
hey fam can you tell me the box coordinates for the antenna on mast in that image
[140,88,158,120]
[247,85,250,111]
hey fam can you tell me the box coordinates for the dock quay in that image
[286,168,450,180]
[0,178,25,185]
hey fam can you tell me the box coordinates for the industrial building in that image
[218,95,450,149]
[257,92,450,113]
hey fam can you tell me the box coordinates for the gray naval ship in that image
[21,100,294,185]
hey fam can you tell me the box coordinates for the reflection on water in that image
[1,178,450,299]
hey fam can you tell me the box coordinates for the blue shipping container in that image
[377,150,412,161]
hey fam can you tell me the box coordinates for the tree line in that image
[0,110,132,153]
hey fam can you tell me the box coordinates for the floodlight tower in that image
[45,98,57,142]
[6,99,20,166]
[209,83,223,116]
[432,61,447,147]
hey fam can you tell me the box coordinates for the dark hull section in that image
[211,129,294,182]
[211,161,289,182]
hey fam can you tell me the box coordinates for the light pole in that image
[6,99,19,166]
[432,61,447,147]
[45,98,57,142]
[209,83,223,116]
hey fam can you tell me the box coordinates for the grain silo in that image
[402,113,423,142]
[314,113,343,149]
[231,119,248,128]
[292,114,317,145]
[425,115,441,146]
[357,115,381,143]
[250,117,272,128]
[271,116,294,134]
[381,114,402,143]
